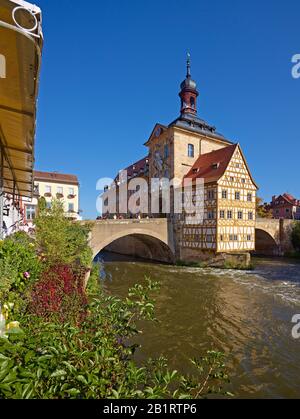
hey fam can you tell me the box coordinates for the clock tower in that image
[179,53,199,116]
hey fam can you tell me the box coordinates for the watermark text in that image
[291,54,300,79]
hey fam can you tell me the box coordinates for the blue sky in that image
[35,0,300,219]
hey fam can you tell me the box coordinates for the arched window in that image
[188,144,194,158]
[190,96,195,108]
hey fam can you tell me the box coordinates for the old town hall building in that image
[108,56,258,263]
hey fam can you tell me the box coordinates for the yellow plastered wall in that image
[35,180,80,217]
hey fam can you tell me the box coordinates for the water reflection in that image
[99,252,300,398]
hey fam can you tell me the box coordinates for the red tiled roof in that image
[184,144,238,183]
[282,193,296,204]
[34,171,79,185]
[122,156,149,178]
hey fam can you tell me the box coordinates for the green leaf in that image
[76,375,88,385]
[66,388,81,396]
[51,369,67,378]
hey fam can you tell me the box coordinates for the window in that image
[45,185,51,194]
[234,235,238,241]
[230,176,234,182]
[247,235,252,241]
[164,169,170,178]
[188,144,194,158]
[34,184,39,195]
[241,178,246,184]
[220,210,225,219]
[227,210,233,219]
[68,203,75,213]
[164,144,169,159]
[235,191,240,200]
[222,190,227,199]
[208,211,215,220]
[248,212,253,220]
[286,208,290,213]
[220,235,224,242]
[247,193,252,202]
[235,163,240,168]
[69,187,75,195]
[190,97,195,108]
[212,163,219,170]
[25,205,36,221]
[206,235,212,243]
[57,187,63,195]
[207,190,215,200]
[238,211,243,220]
[229,234,233,241]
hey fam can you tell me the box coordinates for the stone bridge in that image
[255,218,296,256]
[86,218,297,263]
[89,218,176,263]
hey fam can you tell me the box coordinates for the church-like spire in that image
[179,53,199,116]
[186,52,191,78]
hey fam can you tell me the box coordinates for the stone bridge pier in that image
[255,218,296,256]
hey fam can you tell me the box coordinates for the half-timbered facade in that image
[105,55,257,261]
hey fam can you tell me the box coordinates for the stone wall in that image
[105,234,174,263]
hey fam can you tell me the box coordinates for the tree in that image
[256,197,272,218]
[35,199,93,269]
[291,222,300,252]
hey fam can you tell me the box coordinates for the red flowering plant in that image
[30,264,88,325]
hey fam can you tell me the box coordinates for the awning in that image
[0,0,43,198]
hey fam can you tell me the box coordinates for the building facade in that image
[1,171,80,237]
[104,56,258,261]
[269,193,300,220]
[2,194,23,237]
[22,171,81,226]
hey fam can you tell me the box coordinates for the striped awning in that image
[0,0,43,197]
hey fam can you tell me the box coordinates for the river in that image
[98,253,300,399]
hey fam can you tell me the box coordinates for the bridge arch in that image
[255,228,279,256]
[90,220,175,263]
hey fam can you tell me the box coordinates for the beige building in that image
[22,171,81,225]
[107,55,258,262]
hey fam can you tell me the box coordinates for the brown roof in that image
[125,156,149,177]
[184,144,238,184]
[34,171,79,185]
[283,193,297,204]
[115,156,149,181]
[272,193,300,207]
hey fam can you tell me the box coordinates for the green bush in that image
[0,279,230,399]
[0,232,41,301]
[35,200,93,269]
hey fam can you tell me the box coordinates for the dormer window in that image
[212,163,219,170]
[193,168,199,174]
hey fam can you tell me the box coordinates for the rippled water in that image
[99,253,300,398]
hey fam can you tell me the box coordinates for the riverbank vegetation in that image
[0,200,231,399]
[290,222,300,258]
